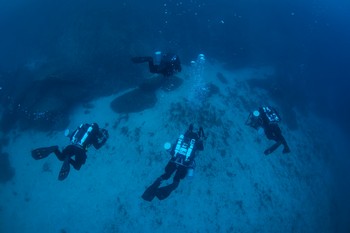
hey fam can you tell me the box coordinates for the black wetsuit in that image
[32,123,108,180]
[149,53,181,77]
[161,130,203,183]
[53,131,106,170]
[258,107,290,155]
[142,126,204,201]
[132,53,181,77]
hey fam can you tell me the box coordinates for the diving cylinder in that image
[187,168,194,178]
[154,51,162,66]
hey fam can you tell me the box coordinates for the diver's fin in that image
[58,158,70,181]
[283,146,291,154]
[264,141,282,155]
[131,56,152,63]
[31,146,58,160]
[155,182,178,200]
[141,178,162,202]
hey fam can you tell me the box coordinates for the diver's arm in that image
[93,129,109,149]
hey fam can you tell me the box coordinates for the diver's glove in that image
[198,127,206,140]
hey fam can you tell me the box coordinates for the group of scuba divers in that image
[31,52,290,201]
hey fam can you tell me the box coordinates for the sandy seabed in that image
[0,62,339,233]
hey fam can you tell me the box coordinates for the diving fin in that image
[141,178,162,202]
[264,142,282,155]
[155,182,178,200]
[283,146,291,154]
[31,146,58,160]
[58,158,70,181]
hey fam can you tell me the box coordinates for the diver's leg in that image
[281,136,291,153]
[141,177,162,201]
[160,161,177,180]
[142,162,177,201]
[264,141,282,155]
[70,151,87,170]
[58,157,70,181]
[31,146,59,160]
[155,180,180,200]
[56,145,76,161]
[142,159,173,201]
[173,166,187,182]
[53,147,65,161]
[155,166,187,200]
[57,145,75,180]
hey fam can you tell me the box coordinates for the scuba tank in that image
[187,168,194,177]
[187,160,196,178]
[70,124,94,148]
[153,51,162,66]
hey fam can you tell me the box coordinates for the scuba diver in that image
[142,124,205,201]
[246,106,290,155]
[31,123,109,181]
[131,51,182,77]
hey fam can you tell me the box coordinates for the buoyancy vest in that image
[70,124,94,149]
[174,134,196,164]
[262,106,280,124]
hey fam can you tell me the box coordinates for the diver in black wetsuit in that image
[131,51,182,77]
[246,106,290,155]
[142,124,205,201]
[31,123,109,180]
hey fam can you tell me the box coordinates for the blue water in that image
[1,0,349,232]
